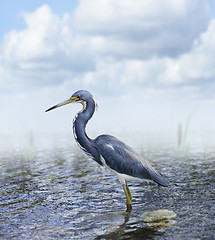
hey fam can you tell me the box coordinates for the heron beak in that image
[45,96,79,112]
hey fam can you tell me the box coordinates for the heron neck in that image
[72,98,103,165]
[73,98,95,151]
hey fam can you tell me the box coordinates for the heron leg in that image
[122,181,132,206]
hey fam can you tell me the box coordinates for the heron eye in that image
[75,96,81,102]
[71,95,80,101]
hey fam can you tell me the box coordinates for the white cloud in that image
[0,1,213,95]
[0,1,215,147]
[3,6,62,67]
[73,0,210,59]
[1,5,95,90]
[159,19,215,92]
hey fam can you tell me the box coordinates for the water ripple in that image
[0,146,214,239]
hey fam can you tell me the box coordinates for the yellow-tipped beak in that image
[45,96,79,112]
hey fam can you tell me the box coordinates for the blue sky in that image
[209,0,215,17]
[0,0,215,149]
[0,0,78,41]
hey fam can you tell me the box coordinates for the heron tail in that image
[150,172,170,187]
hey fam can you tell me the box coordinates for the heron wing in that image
[95,134,169,187]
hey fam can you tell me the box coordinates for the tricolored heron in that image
[46,90,169,208]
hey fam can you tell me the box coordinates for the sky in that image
[0,0,215,150]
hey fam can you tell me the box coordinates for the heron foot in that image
[126,203,132,212]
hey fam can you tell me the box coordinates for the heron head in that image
[71,90,93,102]
[45,90,94,112]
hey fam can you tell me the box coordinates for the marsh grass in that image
[176,108,198,158]
[23,130,37,160]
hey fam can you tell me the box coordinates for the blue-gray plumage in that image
[95,135,169,187]
[46,90,169,207]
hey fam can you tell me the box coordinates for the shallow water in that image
[0,144,214,239]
